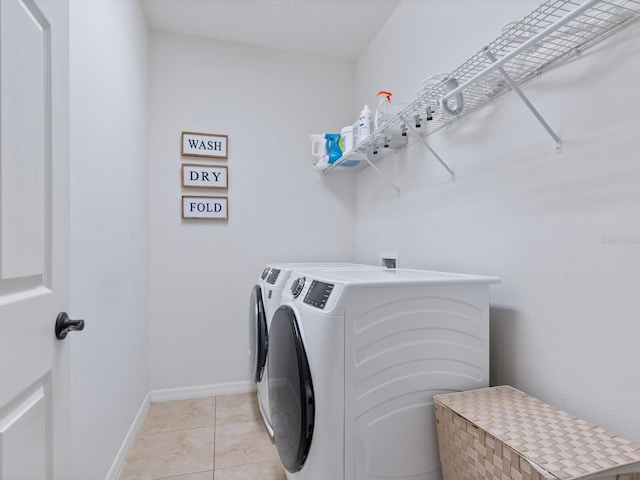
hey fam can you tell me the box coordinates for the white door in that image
[0,0,73,478]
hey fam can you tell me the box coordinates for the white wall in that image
[69,1,149,478]
[355,0,640,442]
[148,31,356,391]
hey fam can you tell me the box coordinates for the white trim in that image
[149,380,255,403]
[104,392,150,480]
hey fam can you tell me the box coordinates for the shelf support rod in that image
[402,116,455,181]
[440,0,602,103]
[484,49,562,153]
[361,151,401,194]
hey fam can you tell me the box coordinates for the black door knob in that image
[55,312,85,340]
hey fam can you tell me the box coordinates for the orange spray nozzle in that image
[376,90,393,102]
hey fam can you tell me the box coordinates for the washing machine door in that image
[249,285,268,383]
[268,305,315,473]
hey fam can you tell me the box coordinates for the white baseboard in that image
[149,380,256,403]
[104,391,150,480]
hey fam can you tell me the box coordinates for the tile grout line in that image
[154,468,214,480]
[137,424,216,437]
[213,396,217,473]
[213,457,281,473]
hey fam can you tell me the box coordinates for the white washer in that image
[249,262,380,437]
[267,268,500,480]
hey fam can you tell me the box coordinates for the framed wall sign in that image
[182,195,228,220]
[181,131,228,159]
[182,164,228,189]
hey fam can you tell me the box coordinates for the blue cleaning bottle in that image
[325,133,342,164]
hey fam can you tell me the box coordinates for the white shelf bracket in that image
[361,151,401,195]
[484,48,562,154]
[402,116,455,182]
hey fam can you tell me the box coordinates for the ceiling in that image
[141,0,401,61]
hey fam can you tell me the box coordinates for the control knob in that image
[261,267,270,280]
[291,276,306,298]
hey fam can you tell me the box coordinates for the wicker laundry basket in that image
[434,386,640,480]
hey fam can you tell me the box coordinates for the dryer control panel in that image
[304,280,334,309]
[266,268,281,285]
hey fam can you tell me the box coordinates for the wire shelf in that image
[321,0,640,174]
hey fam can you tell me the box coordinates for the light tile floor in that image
[118,392,285,480]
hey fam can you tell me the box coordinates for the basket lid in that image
[435,386,640,479]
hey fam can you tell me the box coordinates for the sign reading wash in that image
[182,131,228,159]
[182,196,228,220]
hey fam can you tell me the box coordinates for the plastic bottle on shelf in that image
[354,105,372,145]
[371,91,409,151]
[374,91,393,130]
[340,126,353,155]
[324,133,342,164]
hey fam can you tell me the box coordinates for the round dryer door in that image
[249,285,268,383]
[268,305,315,473]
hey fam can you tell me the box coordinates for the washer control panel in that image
[303,280,334,309]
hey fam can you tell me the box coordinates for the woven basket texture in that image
[435,386,640,480]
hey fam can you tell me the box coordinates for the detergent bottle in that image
[355,105,372,144]
[340,126,353,155]
[324,133,342,164]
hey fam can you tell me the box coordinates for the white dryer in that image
[267,268,500,480]
[249,262,379,436]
